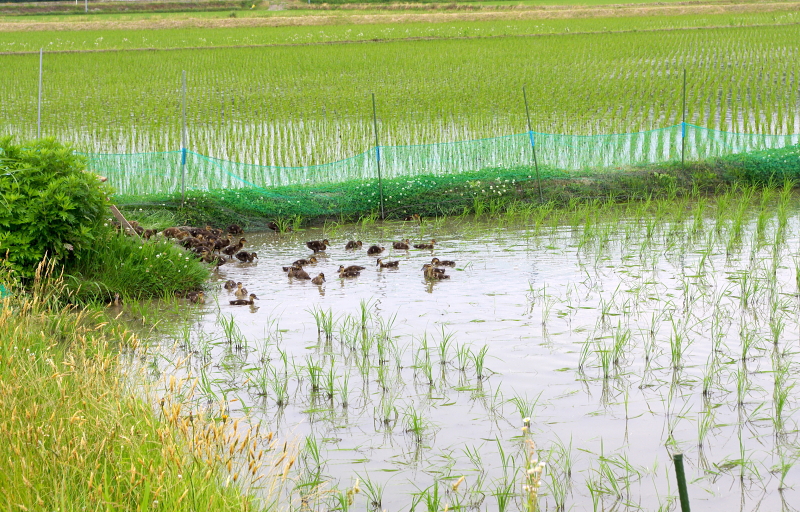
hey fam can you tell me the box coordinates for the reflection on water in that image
[148,212,800,510]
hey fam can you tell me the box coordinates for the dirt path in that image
[0,1,798,32]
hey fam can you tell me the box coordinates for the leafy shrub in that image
[68,231,209,301]
[0,138,111,279]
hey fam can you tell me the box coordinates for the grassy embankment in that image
[116,144,800,230]
[0,138,292,511]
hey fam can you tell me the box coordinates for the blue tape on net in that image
[375,146,381,163]
[181,148,187,166]
[528,130,535,148]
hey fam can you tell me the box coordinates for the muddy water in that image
[154,214,800,511]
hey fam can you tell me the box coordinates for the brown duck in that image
[288,265,311,280]
[376,258,400,269]
[431,257,455,267]
[224,280,238,290]
[345,240,363,250]
[422,264,449,280]
[235,251,258,263]
[230,293,258,306]
[392,239,411,250]
[311,273,326,285]
[367,245,385,255]
[223,237,247,256]
[338,265,365,273]
[187,291,206,303]
[414,239,436,250]
[306,239,329,252]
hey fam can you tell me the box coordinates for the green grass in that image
[66,231,210,302]
[0,272,286,511]
[2,13,800,168]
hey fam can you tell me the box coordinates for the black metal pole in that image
[181,70,187,208]
[371,93,385,220]
[681,68,687,166]
[673,453,691,512]
[523,86,544,203]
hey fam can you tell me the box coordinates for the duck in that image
[230,293,258,306]
[367,245,385,255]
[142,229,156,240]
[223,280,238,290]
[235,251,258,263]
[223,237,247,256]
[293,257,317,267]
[339,269,361,278]
[414,239,436,250]
[345,240,363,250]
[109,293,123,307]
[422,264,449,280]
[187,291,206,304]
[235,283,249,298]
[213,236,232,252]
[376,258,400,269]
[162,227,185,239]
[431,257,455,267]
[311,273,326,285]
[306,239,330,253]
[392,239,411,250]
[227,224,244,235]
[338,265,365,273]
[404,213,421,223]
[288,265,311,280]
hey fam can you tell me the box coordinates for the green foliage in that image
[717,144,800,184]
[68,231,209,301]
[0,137,111,279]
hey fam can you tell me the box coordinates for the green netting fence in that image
[84,124,800,198]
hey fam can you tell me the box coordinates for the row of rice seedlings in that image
[4,24,800,168]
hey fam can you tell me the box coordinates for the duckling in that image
[367,245,385,255]
[235,251,258,263]
[109,292,123,307]
[292,256,317,267]
[345,240,363,250]
[142,229,156,240]
[376,258,400,269]
[392,239,411,250]
[414,239,437,250]
[311,273,326,285]
[235,283,249,298]
[162,227,185,239]
[404,213,422,222]
[222,237,247,256]
[306,239,330,253]
[337,265,366,273]
[223,280,237,290]
[421,263,447,275]
[227,224,244,235]
[213,235,232,253]
[187,291,206,304]
[422,264,449,280]
[288,265,311,280]
[431,257,456,267]
[230,293,258,306]
[339,269,361,278]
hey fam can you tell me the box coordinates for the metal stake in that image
[181,70,187,207]
[371,93,385,220]
[37,48,42,138]
[681,68,687,166]
[523,86,544,203]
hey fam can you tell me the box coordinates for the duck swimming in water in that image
[392,239,411,250]
[376,258,400,269]
[230,293,258,306]
[431,257,455,267]
[306,239,330,252]
[414,239,436,250]
[367,245,385,255]
[345,240,363,250]
[311,273,326,285]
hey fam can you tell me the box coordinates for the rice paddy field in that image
[3,8,800,172]
[139,185,800,510]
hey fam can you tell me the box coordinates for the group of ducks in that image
[223,280,259,305]
[280,238,455,284]
[120,221,258,266]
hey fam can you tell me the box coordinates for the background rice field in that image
[3,12,800,169]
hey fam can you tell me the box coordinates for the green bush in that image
[68,231,209,301]
[0,138,111,279]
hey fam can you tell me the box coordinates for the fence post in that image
[181,70,187,207]
[522,86,544,203]
[673,453,691,512]
[371,92,385,220]
[681,68,687,166]
[37,48,42,139]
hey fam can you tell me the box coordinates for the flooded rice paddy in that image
[147,195,800,511]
